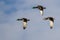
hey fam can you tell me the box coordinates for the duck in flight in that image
[32,5,46,16]
[17,18,30,30]
[43,17,55,29]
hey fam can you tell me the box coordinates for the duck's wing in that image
[43,7,46,9]
[32,7,38,9]
[27,19,30,21]
[17,19,22,21]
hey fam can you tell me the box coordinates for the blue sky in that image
[0,0,60,40]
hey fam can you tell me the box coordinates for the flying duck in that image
[43,17,55,29]
[17,18,30,30]
[32,5,46,16]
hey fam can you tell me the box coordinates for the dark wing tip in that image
[27,19,30,21]
[32,7,38,9]
[17,19,22,21]
[32,7,35,9]
[43,7,46,9]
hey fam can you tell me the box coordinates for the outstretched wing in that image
[17,19,22,21]
[27,19,30,21]
[43,7,46,9]
[32,7,38,9]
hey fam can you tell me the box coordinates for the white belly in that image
[49,21,54,28]
[40,10,43,16]
[23,22,27,28]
